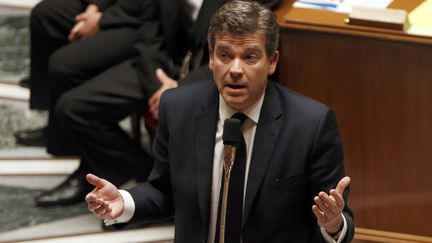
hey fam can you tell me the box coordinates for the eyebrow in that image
[216,43,263,52]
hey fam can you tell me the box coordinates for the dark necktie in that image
[215,113,248,243]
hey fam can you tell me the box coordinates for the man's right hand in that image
[148,68,178,119]
[85,173,125,220]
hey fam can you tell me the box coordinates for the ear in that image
[267,50,279,75]
[208,48,214,70]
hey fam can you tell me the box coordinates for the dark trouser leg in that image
[55,59,153,186]
[46,27,138,156]
[29,0,85,110]
[15,0,85,148]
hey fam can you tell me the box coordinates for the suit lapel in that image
[242,82,282,227]
[194,83,219,229]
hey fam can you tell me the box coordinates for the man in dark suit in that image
[34,0,280,207]
[85,1,354,242]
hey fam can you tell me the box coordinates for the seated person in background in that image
[15,0,121,147]
[33,0,281,207]
[85,1,355,242]
[19,0,159,206]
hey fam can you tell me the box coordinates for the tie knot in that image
[232,113,248,125]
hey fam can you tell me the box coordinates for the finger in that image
[318,192,339,216]
[312,205,325,221]
[70,22,83,34]
[86,173,106,189]
[93,198,110,216]
[314,195,336,217]
[156,68,171,85]
[314,195,326,212]
[87,196,103,212]
[85,192,97,203]
[100,207,113,219]
[75,13,84,21]
[88,200,102,212]
[148,91,159,107]
[335,176,351,195]
[330,189,345,209]
[68,22,84,42]
[68,31,78,42]
[76,11,92,21]
[69,33,81,42]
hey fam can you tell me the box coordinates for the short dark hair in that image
[207,0,279,56]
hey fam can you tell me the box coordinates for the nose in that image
[229,58,243,78]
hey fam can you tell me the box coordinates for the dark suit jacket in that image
[98,0,158,29]
[84,0,116,11]
[128,80,355,243]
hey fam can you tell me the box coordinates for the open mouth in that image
[226,83,246,89]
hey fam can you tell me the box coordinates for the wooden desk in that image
[276,0,432,237]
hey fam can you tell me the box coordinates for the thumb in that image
[335,176,351,195]
[75,13,86,21]
[156,68,171,85]
[86,173,106,189]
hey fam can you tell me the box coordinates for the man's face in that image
[209,33,279,111]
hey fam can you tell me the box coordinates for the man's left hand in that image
[68,4,102,42]
[312,176,351,234]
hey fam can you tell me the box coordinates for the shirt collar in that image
[219,90,265,125]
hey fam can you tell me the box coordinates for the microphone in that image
[219,117,242,243]
[222,118,242,174]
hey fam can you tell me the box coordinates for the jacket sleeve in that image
[99,0,158,29]
[307,109,355,242]
[81,0,117,11]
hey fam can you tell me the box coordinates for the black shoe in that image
[35,171,92,207]
[18,77,30,88]
[15,127,47,147]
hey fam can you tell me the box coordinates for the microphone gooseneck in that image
[219,117,242,243]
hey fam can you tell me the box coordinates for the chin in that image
[226,101,246,111]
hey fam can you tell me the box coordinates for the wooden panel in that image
[354,228,432,242]
[276,0,432,237]
[278,0,432,45]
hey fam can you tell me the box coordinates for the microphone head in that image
[223,118,242,145]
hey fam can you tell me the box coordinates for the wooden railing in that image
[354,228,432,243]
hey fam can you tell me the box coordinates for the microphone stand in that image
[219,145,237,243]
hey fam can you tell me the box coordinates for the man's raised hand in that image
[312,176,351,234]
[85,173,124,220]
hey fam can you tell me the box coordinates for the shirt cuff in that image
[104,189,135,226]
[320,214,347,243]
